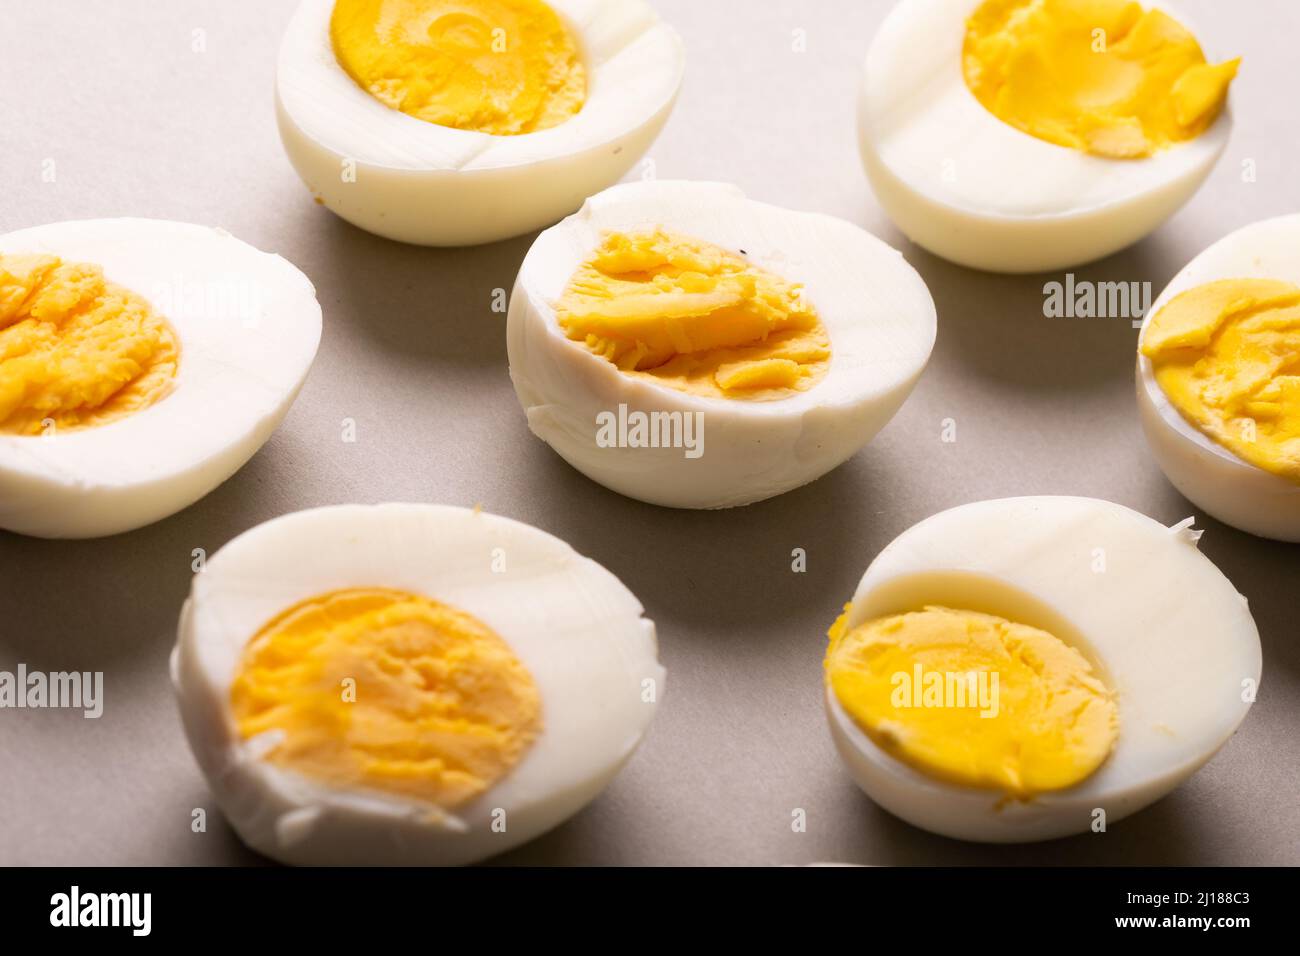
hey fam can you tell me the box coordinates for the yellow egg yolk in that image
[230,587,542,808]
[825,605,1118,799]
[330,0,586,136]
[554,229,832,401]
[963,0,1239,159]
[1142,278,1300,484]
[0,253,179,436]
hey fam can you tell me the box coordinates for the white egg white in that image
[858,0,1233,273]
[0,218,321,539]
[1137,214,1300,542]
[507,180,938,509]
[825,496,1260,843]
[171,503,663,866]
[276,0,685,246]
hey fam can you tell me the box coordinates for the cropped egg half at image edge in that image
[858,0,1241,273]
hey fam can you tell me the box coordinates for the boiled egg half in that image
[172,503,663,865]
[0,219,321,539]
[276,0,685,245]
[507,180,937,509]
[824,496,1260,842]
[859,0,1239,273]
[1138,215,1300,543]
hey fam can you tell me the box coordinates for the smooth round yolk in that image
[0,253,179,436]
[1142,278,1300,485]
[825,606,1118,799]
[962,0,1239,159]
[230,588,542,808]
[330,0,586,136]
[554,229,832,401]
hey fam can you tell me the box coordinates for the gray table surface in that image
[1,0,1297,866]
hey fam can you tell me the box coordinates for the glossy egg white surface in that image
[0,218,321,539]
[858,0,1233,273]
[507,179,937,509]
[826,496,1261,843]
[171,503,663,866]
[276,0,685,246]
[1137,214,1300,542]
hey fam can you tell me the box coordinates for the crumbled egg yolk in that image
[330,0,586,136]
[0,253,179,436]
[554,229,832,400]
[1143,278,1300,484]
[231,588,542,808]
[963,0,1239,159]
[825,605,1118,798]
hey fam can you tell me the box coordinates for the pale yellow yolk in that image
[230,588,542,808]
[1142,278,1300,484]
[554,229,832,401]
[330,0,586,136]
[0,253,179,436]
[825,606,1118,798]
[963,0,1239,159]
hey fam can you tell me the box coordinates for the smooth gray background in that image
[1,0,1296,866]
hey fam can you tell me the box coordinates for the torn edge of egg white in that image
[233,730,472,847]
[273,797,469,849]
[274,807,324,848]
[1168,516,1204,546]
[1167,517,1251,609]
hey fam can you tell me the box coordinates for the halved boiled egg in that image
[824,496,1260,843]
[1138,215,1300,542]
[276,0,685,246]
[172,503,662,866]
[0,219,321,539]
[507,180,937,509]
[859,0,1239,273]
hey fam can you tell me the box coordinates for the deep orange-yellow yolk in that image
[230,587,542,808]
[330,0,586,135]
[963,0,1239,159]
[0,253,179,436]
[554,229,832,401]
[1142,278,1300,484]
[825,605,1118,799]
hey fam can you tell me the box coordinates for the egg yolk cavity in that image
[1143,278,1300,484]
[231,587,542,808]
[963,0,1239,159]
[0,253,179,436]
[825,606,1118,799]
[555,229,832,400]
[330,0,586,136]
